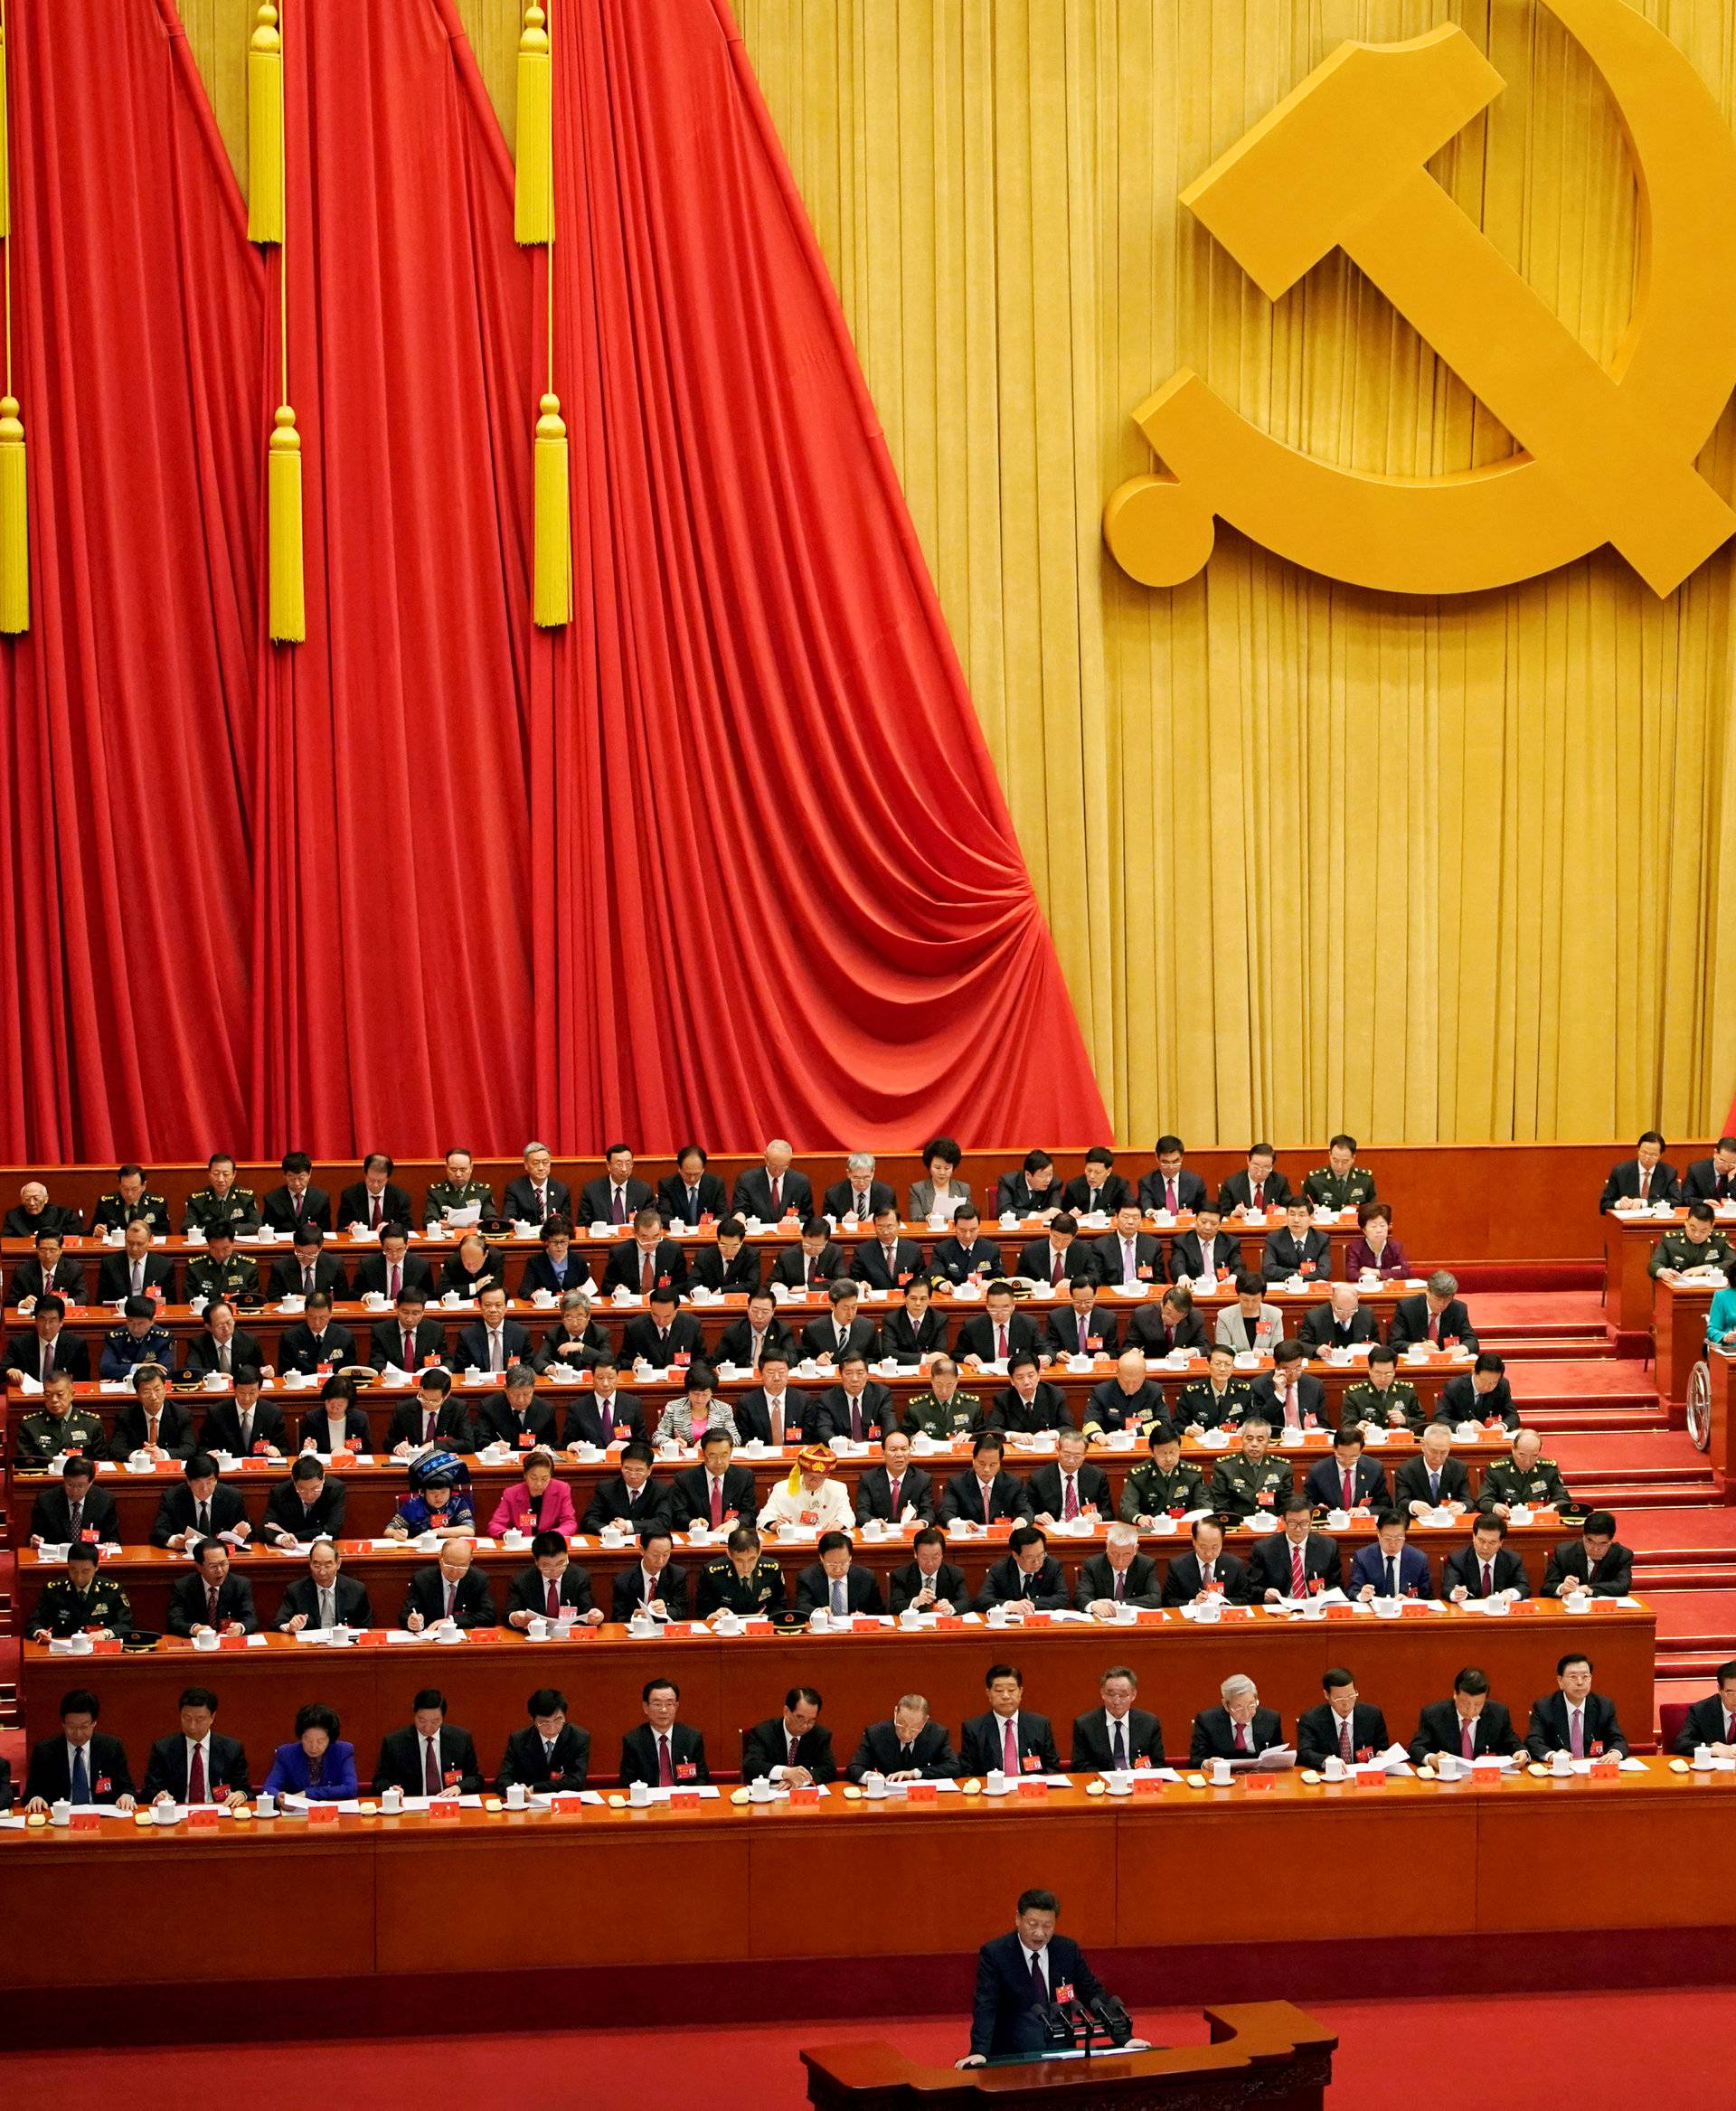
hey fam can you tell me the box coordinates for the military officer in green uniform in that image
[14,1378,106,1465]
[901,1358,980,1441]
[1300,1136,1378,1212]
[1476,1428,1572,1518]
[1207,1417,1295,1519]
[90,1164,171,1237]
[184,1226,259,1306]
[1118,1423,1209,1525]
[1342,1344,1422,1434]
[182,1154,260,1236]
[1648,1202,1735,1278]
[693,1525,788,1619]
[424,1148,496,1223]
[1175,1343,1253,1432]
[25,1547,133,1641]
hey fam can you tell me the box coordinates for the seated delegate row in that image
[0,1137,1384,1244]
[24,1503,1635,1643]
[12,1651,1670,1816]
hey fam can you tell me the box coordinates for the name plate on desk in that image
[1353,1770,1386,1789]
[1241,1774,1274,1792]
[429,1797,461,1819]
[308,1803,339,1826]
[187,1806,221,1829]
[1015,1780,1048,1802]
[669,1789,701,1812]
[788,1786,820,1806]
[1131,1776,1164,1797]
[905,1783,938,1805]
[69,1811,100,1833]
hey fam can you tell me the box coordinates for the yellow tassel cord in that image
[515,4,552,245]
[247,2,284,246]
[0,395,26,636]
[269,402,305,643]
[533,391,571,628]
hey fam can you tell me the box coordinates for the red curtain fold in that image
[533,0,1106,1148]
[250,0,537,1157]
[0,0,262,1160]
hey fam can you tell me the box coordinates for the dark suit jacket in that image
[1297,1702,1391,1769]
[602,1239,689,1296]
[278,1323,359,1377]
[96,1252,176,1303]
[533,1318,612,1378]
[805,1382,894,1445]
[620,1314,704,1366]
[1216,1168,1294,1213]
[274,1572,373,1629]
[352,1253,436,1300]
[269,1252,352,1303]
[855,1463,936,1523]
[1393,1455,1473,1509]
[1124,1307,1210,1356]
[1073,1551,1162,1610]
[28,1482,120,1543]
[261,1183,333,1235]
[1247,1531,1343,1597]
[797,1314,879,1366]
[618,1721,709,1786]
[730,1166,814,1220]
[113,1399,195,1459]
[933,1236,1003,1285]
[561,1394,647,1450]
[580,1475,670,1536]
[1387,1296,1478,1351]
[656,1172,730,1224]
[1673,1694,1736,1755]
[1348,1542,1433,1597]
[1524,1690,1628,1762]
[452,1319,533,1372]
[970,1930,1105,2059]
[976,1554,1070,1611]
[368,1315,448,1374]
[854,1239,926,1292]
[262,1480,347,1541]
[6,1255,88,1305]
[669,1462,757,1528]
[1168,1230,1241,1283]
[1682,1158,1736,1204]
[822,1178,896,1220]
[878,1306,948,1362]
[741,1718,838,1784]
[1015,1238,1096,1286]
[731,1388,802,1447]
[1442,1545,1530,1597]
[373,1723,482,1795]
[958,1710,1061,1776]
[1599,1159,1680,1211]
[4,1202,82,1238]
[148,1482,250,1548]
[1161,1550,1252,1606]
[1540,1539,1634,1597]
[769,1242,844,1291]
[939,1468,1033,1525]
[439,1255,508,1298]
[294,1403,371,1454]
[1043,1305,1120,1359]
[497,1722,590,1792]
[503,1564,597,1620]
[715,1316,797,1368]
[479,1394,558,1449]
[995,1172,1065,1217]
[1071,1705,1165,1769]
[1061,1173,1132,1216]
[337,1181,414,1228]
[581,1174,655,1225]
[5,1332,90,1382]
[1189,1705,1285,1763]
[141,1731,251,1802]
[1408,1698,1518,1763]
[165,1570,259,1635]
[24,1730,135,1805]
[400,1565,496,1628]
[609,1560,690,1620]
[986,1382,1073,1437]
[381,1395,480,1455]
[1261,1227,1333,1279]
[1250,1372,1329,1432]
[888,1559,970,1614]
[502,1175,571,1225]
[1138,1166,1209,1212]
[180,1329,269,1380]
[1296,1305,1380,1352]
[955,1311,1040,1362]
[1435,1375,1519,1430]
[1302,1456,1388,1512]
[686,1247,763,1299]
[794,1563,885,1616]
[1027,1462,1113,1520]
[846,1719,958,1780]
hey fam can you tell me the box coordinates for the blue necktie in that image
[71,1746,90,1805]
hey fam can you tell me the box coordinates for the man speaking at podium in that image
[958,1889,1144,2065]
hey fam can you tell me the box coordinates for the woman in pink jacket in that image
[488,1449,580,1538]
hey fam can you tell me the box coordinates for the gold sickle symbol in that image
[1104,0,1736,597]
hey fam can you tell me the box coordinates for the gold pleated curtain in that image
[180,0,1736,1144]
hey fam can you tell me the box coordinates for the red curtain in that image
[0,0,262,1161]
[531,0,1105,1149]
[0,0,1101,1162]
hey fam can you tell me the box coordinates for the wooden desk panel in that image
[1474,1776,1736,1932]
[1654,1274,1716,1417]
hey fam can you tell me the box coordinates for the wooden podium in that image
[800,2002,1335,2109]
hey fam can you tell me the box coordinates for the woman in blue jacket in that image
[262,1703,358,1801]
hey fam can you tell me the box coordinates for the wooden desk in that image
[1604,1209,1736,1348]
[0,1754,1724,2009]
[1654,1273,1718,1418]
[18,1602,1655,1781]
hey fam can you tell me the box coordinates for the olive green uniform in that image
[1208,1453,1295,1518]
[1342,1378,1421,1436]
[1118,1460,1208,1522]
[15,1405,108,1464]
[900,1390,980,1440]
[28,1574,134,1638]
[1477,1456,1571,1514]
[182,1185,260,1236]
[1300,1165,1378,1211]
[693,1553,787,1618]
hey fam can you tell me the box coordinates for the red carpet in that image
[5,1990,1731,2107]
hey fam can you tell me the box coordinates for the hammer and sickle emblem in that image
[1104,0,1736,597]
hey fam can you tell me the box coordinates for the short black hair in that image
[1321,1667,1355,1692]
[1452,1667,1490,1696]
[1016,1888,1060,1916]
[816,1530,852,1557]
[530,1530,566,1559]
[985,1663,1023,1687]
[1582,1510,1618,1537]
[294,1702,342,1740]
[178,1685,221,1711]
[60,1688,101,1720]
[642,1677,679,1702]
[783,1686,823,1711]
[411,1689,447,1714]
[1555,1654,1592,1677]
[528,1688,569,1717]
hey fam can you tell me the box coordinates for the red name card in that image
[1324,1605,1355,1621]
[429,1796,461,1819]
[669,1789,701,1812]
[217,1634,247,1650]
[355,1629,389,1647]
[187,1806,221,1830]
[90,1637,122,1655]
[467,1627,501,1643]
[905,1782,939,1805]
[1131,1776,1165,1798]
[239,1456,273,1470]
[1400,1601,1432,1618]
[934,1616,966,1631]
[1590,1758,1619,1779]
[1354,1769,1387,1789]
[69,1811,101,1833]
[1240,1773,1274,1792]
[1015,1780,1048,1802]
[788,1786,820,1806]
[341,1540,373,1556]
[1132,1608,1165,1626]
[307,1803,339,1826]
[549,1794,586,1815]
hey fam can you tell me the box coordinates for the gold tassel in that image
[514,3,552,246]
[0,13,11,244]
[268,403,305,643]
[248,2,284,246]
[0,394,27,635]
[533,391,571,628]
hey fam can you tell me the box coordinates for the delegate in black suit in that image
[479,1392,558,1449]
[669,1462,758,1529]
[141,1732,251,1803]
[618,1721,710,1786]
[741,1717,838,1784]
[561,1394,647,1450]
[769,1241,845,1292]
[1015,1237,1097,1286]
[1408,1698,1518,1764]
[496,1722,591,1791]
[1167,1230,1241,1284]
[29,1482,120,1543]
[260,1183,333,1235]
[955,1311,1040,1362]
[620,1313,704,1366]
[1027,1461,1113,1520]
[1188,1705,1286,1764]
[278,1322,360,1377]
[1073,1552,1163,1609]
[269,1252,352,1303]
[854,1239,927,1292]
[1682,1156,1736,1204]
[715,1315,797,1367]
[656,1171,731,1223]
[846,1718,958,1780]
[1296,1702,1392,1768]
[1137,1165,1209,1212]
[352,1252,436,1300]
[180,1329,269,1380]
[1043,1304,1119,1360]
[1393,1454,1474,1510]
[976,1554,1070,1611]
[503,1564,598,1622]
[113,1398,196,1458]
[373,1723,483,1796]
[24,1730,135,1805]
[581,1174,655,1225]
[1070,1706,1165,1770]
[262,1478,347,1542]
[1442,1544,1530,1598]
[855,1463,936,1523]
[5,1332,90,1382]
[1061,1172,1132,1215]
[400,1565,496,1628]
[794,1563,885,1616]
[580,1475,670,1536]
[515,1251,596,1304]
[938,1468,1033,1526]
[602,1238,689,1296]
[1161,1550,1252,1607]
[1540,1537,1634,1597]
[686,1245,763,1299]
[1301,1455,1388,1513]
[1434,1373,1519,1430]
[609,1560,690,1620]
[888,1558,970,1614]
[958,1710,1061,1776]
[1217,1167,1294,1213]
[969,1929,1106,2059]
[274,1572,373,1630]
[1246,1531,1344,1597]
[932,1234,1004,1286]
[878,1305,948,1362]
[1524,1690,1628,1762]
[1673,1693,1736,1754]
[1250,1372,1330,1431]
[821,1178,896,1220]
[148,1482,250,1549]
[165,1570,259,1635]
[452,1318,534,1372]
[96,1252,176,1303]
[1125,1305,1211,1357]
[805,1382,895,1445]
[533,1316,614,1377]
[730,1166,814,1220]
[368,1315,448,1375]
[337,1180,414,1229]
[1387,1295,1479,1351]
[1296,1304,1380,1352]
[501,1175,572,1225]
[294,1403,371,1454]
[1261,1227,1333,1280]
[6,1254,88,1305]
[1599,1157,1680,1211]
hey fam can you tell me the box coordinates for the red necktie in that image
[599,1398,615,1439]
[1251,1183,1264,1209]
[1343,1469,1355,1508]
[1570,1709,1585,1758]
[851,1395,863,1443]
[1113,1567,1124,1599]
[207,1587,220,1626]
[1460,1720,1475,1760]
[424,1739,440,1793]
[423,1407,438,1442]
[189,1743,206,1804]
[889,1475,901,1513]
[390,1262,401,1300]
[769,1175,781,1213]
[1340,1715,1353,1763]
[1639,1168,1650,1198]
[710,1477,723,1528]
[1002,1719,1016,1773]
[612,1187,627,1223]
[1051,1250,1062,1286]
[996,1324,1008,1360]
[1233,1721,1249,1753]
[1165,1179,1177,1211]
[371,1195,382,1229]
[1063,1477,1079,1522]
[403,1328,416,1368]
[658,1734,674,1786]
[641,1252,655,1294]
[981,1480,993,1523]
[1428,1310,1440,1343]
[1291,1545,1305,1594]
[547,1580,561,1618]
[1481,1560,1493,1596]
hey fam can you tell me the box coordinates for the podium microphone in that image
[1035,2003,1076,2050]
[1088,1992,1134,2047]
